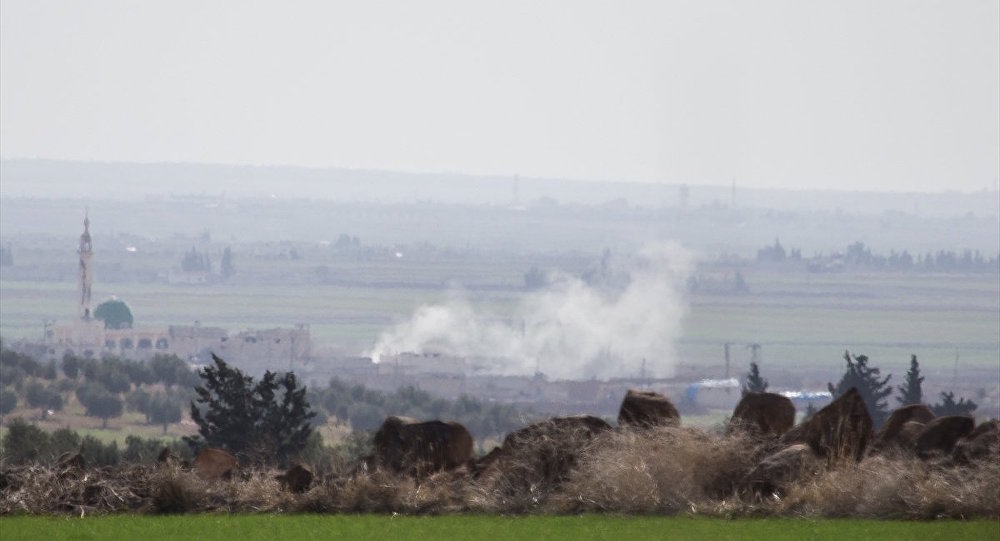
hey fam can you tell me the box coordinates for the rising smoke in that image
[368,243,694,380]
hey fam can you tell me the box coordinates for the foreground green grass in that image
[1,515,997,541]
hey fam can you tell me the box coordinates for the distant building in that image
[42,213,310,372]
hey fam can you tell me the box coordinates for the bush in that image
[1,418,50,465]
[0,419,185,469]
[49,427,82,457]
[80,435,119,467]
[313,379,528,440]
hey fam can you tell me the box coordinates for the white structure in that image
[77,212,93,320]
[44,213,311,373]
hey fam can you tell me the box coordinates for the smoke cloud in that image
[368,243,694,380]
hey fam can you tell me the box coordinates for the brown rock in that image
[897,420,928,447]
[489,415,612,485]
[618,389,680,429]
[952,419,999,464]
[745,443,820,496]
[873,404,935,452]
[730,392,796,437]
[780,387,873,462]
[915,416,975,459]
[193,448,239,481]
[373,416,474,476]
[276,463,314,493]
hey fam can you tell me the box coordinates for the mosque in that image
[43,214,310,372]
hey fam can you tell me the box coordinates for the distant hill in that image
[2,159,997,218]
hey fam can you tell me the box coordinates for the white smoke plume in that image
[368,242,694,380]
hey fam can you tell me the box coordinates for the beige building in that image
[44,214,310,373]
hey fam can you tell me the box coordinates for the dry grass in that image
[1,427,997,518]
[548,427,762,514]
[780,454,1000,519]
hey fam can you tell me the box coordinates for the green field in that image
[2,248,998,411]
[1,515,996,541]
[3,267,996,372]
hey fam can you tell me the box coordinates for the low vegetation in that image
[1,419,190,468]
[0,425,996,518]
[1,348,995,521]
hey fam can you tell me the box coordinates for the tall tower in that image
[78,211,93,320]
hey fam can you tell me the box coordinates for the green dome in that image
[94,297,134,329]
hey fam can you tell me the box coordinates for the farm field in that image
[2,267,996,377]
[1,515,996,541]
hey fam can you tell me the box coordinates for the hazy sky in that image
[2,1,998,192]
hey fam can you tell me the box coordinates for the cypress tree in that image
[742,361,769,396]
[828,351,892,428]
[896,354,924,406]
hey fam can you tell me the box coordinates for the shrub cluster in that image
[0,418,190,468]
[311,379,527,441]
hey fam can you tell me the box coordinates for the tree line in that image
[743,352,978,428]
[1,419,191,467]
[2,347,531,469]
[757,239,999,274]
[1,345,197,432]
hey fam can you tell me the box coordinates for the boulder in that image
[780,388,873,462]
[914,416,975,459]
[373,416,474,476]
[730,392,796,437]
[872,404,935,452]
[952,419,999,464]
[618,389,680,429]
[193,448,239,481]
[487,415,612,485]
[744,443,820,496]
[896,420,928,449]
[276,463,314,493]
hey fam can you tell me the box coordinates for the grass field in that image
[1,515,997,541]
[2,256,997,392]
[3,269,996,374]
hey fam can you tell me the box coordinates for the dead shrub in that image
[473,418,610,512]
[228,467,293,513]
[0,427,996,518]
[150,466,206,514]
[780,454,1000,519]
[335,468,414,513]
[1,464,149,515]
[550,427,761,514]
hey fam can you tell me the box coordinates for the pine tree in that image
[828,351,893,428]
[896,354,924,406]
[742,361,768,396]
[931,391,978,417]
[186,354,315,466]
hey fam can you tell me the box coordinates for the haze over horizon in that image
[2,1,998,194]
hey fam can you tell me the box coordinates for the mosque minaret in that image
[78,211,93,320]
